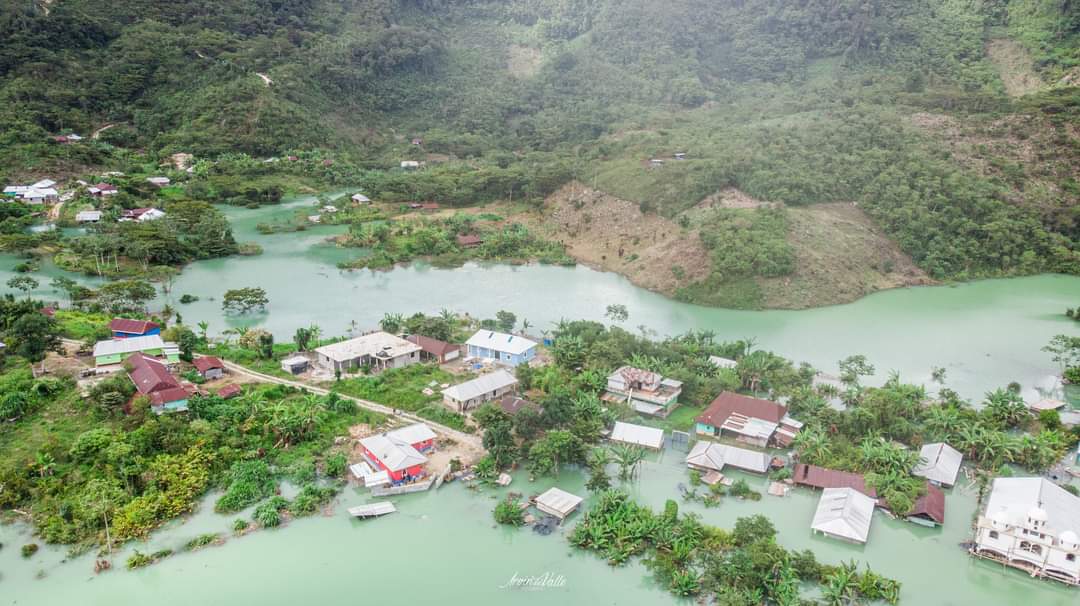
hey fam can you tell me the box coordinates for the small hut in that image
[609,421,665,451]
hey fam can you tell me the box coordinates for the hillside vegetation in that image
[1,0,1077,308]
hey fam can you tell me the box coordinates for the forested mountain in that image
[1,0,1078,307]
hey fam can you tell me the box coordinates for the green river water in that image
[1,193,1079,604]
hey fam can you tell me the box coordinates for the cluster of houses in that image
[3,179,59,204]
[92,318,235,414]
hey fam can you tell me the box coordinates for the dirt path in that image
[48,200,64,221]
[218,359,481,448]
[91,123,116,139]
[256,73,273,87]
[986,38,1043,97]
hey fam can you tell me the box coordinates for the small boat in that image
[348,502,397,519]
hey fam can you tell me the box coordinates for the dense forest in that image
[0,0,1077,307]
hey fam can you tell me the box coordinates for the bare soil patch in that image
[507,45,542,78]
[986,38,1044,97]
[757,203,932,309]
[525,182,711,296]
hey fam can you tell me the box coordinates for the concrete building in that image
[465,330,536,367]
[441,369,518,413]
[971,477,1080,586]
[604,366,682,417]
[315,332,421,373]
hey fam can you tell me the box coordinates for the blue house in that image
[465,330,537,367]
[110,318,161,339]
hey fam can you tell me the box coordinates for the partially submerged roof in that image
[793,464,877,498]
[811,487,876,544]
[913,442,963,487]
[359,433,427,472]
[315,332,421,363]
[610,421,665,450]
[909,483,946,525]
[442,369,518,402]
[686,441,769,474]
[696,391,788,427]
[535,487,584,518]
[465,330,537,355]
[93,334,165,358]
[983,477,1080,538]
[109,318,160,334]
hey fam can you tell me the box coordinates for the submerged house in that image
[535,487,584,521]
[441,369,518,413]
[793,464,877,498]
[913,442,963,488]
[971,477,1080,586]
[604,366,682,417]
[695,392,802,448]
[811,487,876,544]
[908,483,946,527]
[109,318,161,339]
[126,353,189,414]
[315,332,421,373]
[685,441,770,475]
[465,330,537,367]
[609,421,665,451]
[93,335,178,367]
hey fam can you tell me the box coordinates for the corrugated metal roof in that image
[359,434,427,472]
[610,422,665,450]
[93,334,165,358]
[910,483,946,525]
[387,423,436,446]
[696,391,788,427]
[793,464,877,498]
[685,441,769,473]
[811,487,876,544]
[465,330,536,355]
[315,332,420,363]
[109,318,159,335]
[913,442,963,487]
[535,487,583,518]
[442,369,517,402]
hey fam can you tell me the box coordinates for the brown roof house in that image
[456,234,483,248]
[695,392,802,448]
[405,334,461,364]
[498,394,537,416]
[193,356,225,380]
[793,464,877,498]
[125,353,189,414]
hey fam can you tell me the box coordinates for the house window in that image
[989,531,999,539]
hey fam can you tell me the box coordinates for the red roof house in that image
[125,353,188,414]
[793,464,877,498]
[404,334,461,363]
[217,384,242,399]
[193,356,225,379]
[110,318,161,339]
[695,391,803,447]
[908,483,946,526]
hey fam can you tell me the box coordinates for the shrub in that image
[21,543,38,558]
[324,453,348,478]
[290,485,337,516]
[232,519,248,533]
[493,498,526,526]
[253,496,289,528]
[215,460,276,513]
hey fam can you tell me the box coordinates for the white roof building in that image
[708,355,738,369]
[535,487,584,520]
[442,369,518,404]
[315,332,421,372]
[973,477,1080,585]
[610,421,665,450]
[386,423,437,446]
[359,433,427,472]
[146,177,171,186]
[811,487,876,544]
[31,179,56,189]
[76,210,102,223]
[92,334,166,358]
[465,330,537,356]
[351,193,371,203]
[685,441,769,474]
[913,442,963,488]
[400,160,420,169]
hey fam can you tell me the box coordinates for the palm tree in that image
[792,427,832,465]
[611,445,647,481]
[983,388,1030,428]
[35,452,55,477]
[954,423,984,460]
[197,321,209,341]
[924,405,962,441]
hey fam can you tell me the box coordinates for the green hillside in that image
[1,0,1077,307]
